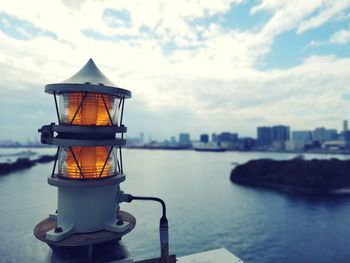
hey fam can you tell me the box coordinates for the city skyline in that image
[1,1,350,141]
[1,118,349,145]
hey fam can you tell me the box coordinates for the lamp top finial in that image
[62,58,116,87]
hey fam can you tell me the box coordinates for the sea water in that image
[0,148,350,263]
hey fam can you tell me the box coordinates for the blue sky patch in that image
[259,18,350,70]
[0,12,57,40]
[103,8,131,28]
[342,93,350,101]
[189,1,269,32]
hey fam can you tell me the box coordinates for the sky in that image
[0,0,350,142]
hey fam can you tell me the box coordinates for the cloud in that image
[306,28,350,47]
[330,29,350,44]
[297,1,350,33]
[0,0,350,141]
[252,0,324,36]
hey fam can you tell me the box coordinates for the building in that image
[344,120,348,132]
[179,133,190,145]
[313,127,326,142]
[291,130,313,150]
[325,129,338,140]
[343,131,350,142]
[292,130,312,143]
[214,132,238,149]
[313,127,338,142]
[272,125,290,142]
[257,127,273,147]
[216,132,238,144]
[236,137,256,150]
[200,134,209,143]
[285,140,306,151]
[322,140,347,150]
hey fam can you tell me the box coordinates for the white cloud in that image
[306,28,350,47]
[330,29,350,44]
[251,0,350,40]
[0,0,350,141]
[297,1,350,33]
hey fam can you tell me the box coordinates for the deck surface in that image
[134,254,177,263]
[34,210,136,246]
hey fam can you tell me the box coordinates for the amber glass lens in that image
[69,93,110,125]
[64,146,111,178]
[59,92,119,125]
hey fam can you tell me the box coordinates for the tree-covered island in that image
[230,158,350,194]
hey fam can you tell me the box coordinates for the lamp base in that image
[34,210,136,246]
[47,175,127,241]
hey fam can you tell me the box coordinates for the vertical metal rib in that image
[101,94,114,125]
[116,158,121,173]
[99,146,114,177]
[69,146,84,178]
[120,97,125,139]
[70,92,88,124]
[120,97,125,126]
[51,146,60,178]
[53,92,61,125]
[119,146,123,174]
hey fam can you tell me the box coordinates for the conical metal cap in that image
[45,59,131,98]
[62,58,116,87]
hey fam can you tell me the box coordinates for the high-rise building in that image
[313,127,326,142]
[343,120,348,132]
[211,133,217,143]
[216,132,238,143]
[179,133,190,145]
[292,131,312,143]
[257,126,273,146]
[200,134,209,143]
[272,125,290,141]
[341,120,350,142]
[140,132,144,143]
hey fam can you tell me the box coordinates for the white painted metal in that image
[178,248,244,263]
[45,58,131,98]
[46,177,129,241]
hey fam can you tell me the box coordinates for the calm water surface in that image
[0,148,350,263]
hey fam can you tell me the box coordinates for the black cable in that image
[125,194,169,263]
[127,195,166,218]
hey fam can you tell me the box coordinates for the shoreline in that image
[1,146,350,156]
[0,155,55,176]
[231,176,350,195]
